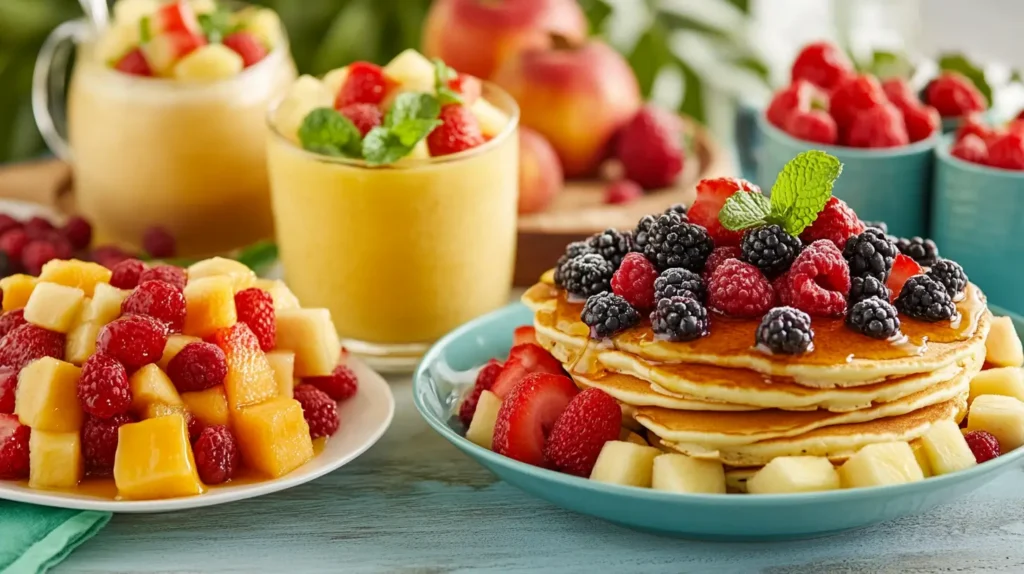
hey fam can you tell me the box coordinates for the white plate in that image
[0,358,395,513]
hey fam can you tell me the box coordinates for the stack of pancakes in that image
[522,272,992,491]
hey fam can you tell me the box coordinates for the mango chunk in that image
[38,259,112,297]
[211,323,277,410]
[15,358,83,432]
[253,279,300,310]
[65,321,100,366]
[23,282,85,333]
[234,397,313,477]
[265,350,296,400]
[114,414,204,499]
[157,334,201,370]
[183,276,237,338]
[29,430,83,490]
[187,257,256,291]
[181,385,230,428]
[0,274,37,311]
[82,282,130,325]
[275,308,340,377]
[130,364,184,414]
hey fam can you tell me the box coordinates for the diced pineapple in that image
[967,394,1024,452]
[158,334,201,370]
[839,442,925,487]
[181,385,230,428]
[188,0,216,14]
[15,358,83,432]
[38,259,112,298]
[234,397,314,477]
[266,351,296,400]
[28,430,82,490]
[1,274,37,312]
[173,44,244,81]
[589,441,661,487]
[23,282,86,334]
[321,67,349,98]
[651,453,726,494]
[987,316,1024,367]
[969,367,1024,403]
[273,75,333,142]
[96,22,141,62]
[275,308,341,377]
[213,323,277,410]
[65,321,100,365]
[920,420,977,475]
[141,402,190,421]
[187,257,257,291]
[910,440,934,477]
[465,390,501,450]
[253,279,300,310]
[114,415,204,499]
[747,456,840,494]
[618,428,648,446]
[113,0,159,24]
[183,275,237,338]
[237,6,283,47]
[82,283,130,326]
[129,364,184,415]
[471,97,509,138]
[383,49,435,93]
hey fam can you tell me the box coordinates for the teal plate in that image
[414,302,1024,541]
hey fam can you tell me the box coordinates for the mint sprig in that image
[362,92,442,165]
[298,108,363,158]
[139,16,152,43]
[719,150,842,236]
[433,58,463,105]
[197,8,237,44]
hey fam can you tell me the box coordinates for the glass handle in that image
[32,20,88,162]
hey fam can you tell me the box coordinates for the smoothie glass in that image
[266,84,519,372]
[33,5,296,257]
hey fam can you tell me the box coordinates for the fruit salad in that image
[0,257,357,500]
[949,113,1024,170]
[99,0,282,80]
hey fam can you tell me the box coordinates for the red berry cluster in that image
[294,363,360,439]
[950,114,1024,171]
[602,105,687,205]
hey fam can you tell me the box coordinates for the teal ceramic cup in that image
[756,114,937,238]
[932,133,1024,315]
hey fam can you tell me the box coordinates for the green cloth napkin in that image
[0,501,109,574]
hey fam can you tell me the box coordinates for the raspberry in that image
[0,323,65,372]
[234,288,276,351]
[581,292,640,339]
[458,359,502,427]
[166,342,227,393]
[0,309,27,339]
[766,80,821,129]
[688,177,761,247]
[893,236,939,266]
[427,104,485,156]
[847,296,901,339]
[845,103,909,148]
[543,388,621,477]
[109,258,147,289]
[604,179,643,205]
[950,133,989,165]
[0,414,30,479]
[96,314,168,369]
[901,104,940,143]
[986,132,1024,170]
[925,72,986,118]
[0,228,29,262]
[756,306,814,354]
[843,228,898,281]
[830,74,886,131]
[81,413,135,476]
[651,296,709,342]
[963,430,1000,463]
[221,31,267,67]
[707,259,774,318]
[193,425,241,485]
[121,280,186,333]
[306,364,359,402]
[640,215,714,273]
[956,114,995,144]
[741,224,803,277]
[587,228,632,269]
[293,383,340,439]
[0,215,19,237]
[799,197,865,250]
[21,240,58,275]
[60,216,93,250]
[615,106,685,189]
[335,61,394,107]
[610,252,658,311]
[338,103,383,137]
[142,226,176,258]
[885,254,924,303]
[78,353,133,418]
[849,276,891,305]
[881,77,918,109]
[783,240,850,317]
[188,413,204,442]
[553,241,593,288]
[784,109,837,145]
[895,275,956,322]
[24,216,55,238]
[927,259,968,298]
[702,246,741,281]
[654,267,705,304]
[790,42,852,91]
[560,254,614,298]
[91,245,134,269]
[0,368,15,414]
[139,264,187,290]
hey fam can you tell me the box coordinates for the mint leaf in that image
[870,50,914,80]
[298,108,363,158]
[433,58,464,105]
[392,118,442,147]
[719,191,772,231]
[363,119,439,165]
[198,9,234,44]
[768,150,842,236]
[139,16,152,43]
[386,92,441,127]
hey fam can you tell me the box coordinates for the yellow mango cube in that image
[65,321,100,365]
[181,385,230,428]
[15,358,83,432]
[253,279,300,310]
[266,351,296,400]
[157,334,201,370]
[187,257,257,291]
[0,274,37,311]
[183,276,237,338]
[23,282,85,333]
[38,259,112,297]
[234,397,313,477]
[275,308,340,377]
[130,364,184,414]
[114,415,204,499]
[82,282,130,325]
[211,323,277,410]
[28,430,82,490]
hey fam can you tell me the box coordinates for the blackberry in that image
[849,276,891,305]
[654,268,706,303]
[895,275,957,322]
[927,259,968,298]
[561,254,614,298]
[587,228,633,268]
[633,212,681,254]
[842,228,898,281]
[650,296,708,342]
[894,236,939,266]
[640,214,714,273]
[665,204,689,220]
[863,221,888,234]
[581,292,640,339]
[553,241,594,287]
[740,224,802,277]
[846,296,901,339]
[755,307,814,355]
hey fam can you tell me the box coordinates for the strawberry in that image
[881,77,918,109]
[986,132,1024,170]
[335,61,395,108]
[490,343,564,399]
[950,133,989,165]
[885,254,923,303]
[790,42,852,91]
[766,80,822,129]
[925,72,986,118]
[830,74,886,133]
[114,49,152,77]
[956,113,996,144]
[458,359,502,426]
[901,104,940,143]
[615,106,685,189]
[338,103,383,137]
[222,32,268,68]
[784,108,837,144]
[0,413,29,479]
[492,372,577,467]
[543,388,621,477]
[448,73,481,105]
[427,104,485,156]
[513,326,537,347]
[844,103,909,148]
[688,177,761,247]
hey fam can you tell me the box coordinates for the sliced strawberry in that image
[427,104,486,156]
[687,177,762,247]
[492,373,578,467]
[335,61,396,108]
[513,325,537,347]
[491,343,564,399]
[222,32,268,68]
[152,1,202,36]
[886,254,924,302]
[458,359,502,426]
[114,49,153,77]
[544,388,621,477]
[449,73,481,105]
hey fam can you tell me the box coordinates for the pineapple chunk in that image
[234,397,314,477]
[96,21,141,62]
[967,394,1024,452]
[987,316,1024,367]
[212,323,277,410]
[273,75,333,142]
[129,364,184,414]
[173,44,244,81]
[15,358,83,432]
[321,67,349,98]
[65,321,100,365]
[839,442,925,487]
[187,257,257,291]
[181,385,230,428]
[23,282,86,334]
[618,428,648,446]
[920,420,977,475]
[266,350,296,400]
[253,279,301,310]
[465,390,501,450]
[910,440,934,477]
[141,402,190,421]
[970,367,1024,403]
[114,415,204,499]
[38,259,112,298]
[158,334,201,370]
[748,456,840,494]
[471,97,510,138]
[275,308,341,377]
[0,274,36,311]
[589,441,661,487]
[112,0,158,24]
[237,6,283,47]
[383,49,435,93]
[82,283,129,326]
[651,453,726,494]
[28,430,82,490]
[183,276,238,338]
